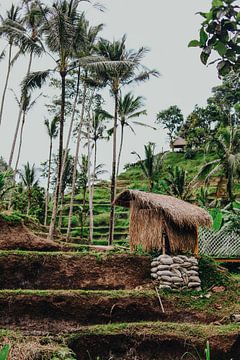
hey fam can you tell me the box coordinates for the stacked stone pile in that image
[151,255,201,291]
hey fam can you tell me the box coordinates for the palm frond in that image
[21,69,52,92]
[132,121,156,130]
[93,2,106,12]
[197,159,221,180]
[128,110,147,119]
[129,69,160,84]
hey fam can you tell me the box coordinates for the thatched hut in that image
[114,190,212,254]
[171,137,187,151]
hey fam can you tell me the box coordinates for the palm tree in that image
[199,127,240,204]
[20,162,38,215]
[88,110,107,242]
[44,117,58,226]
[0,4,22,127]
[24,1,104,239]
[90,110,108,185]
[7,0,45,167]
[132,142,164,192]
[58,150,74,229]
[13,89,42,176]
[66,78,88,241]
[24,0,82,239]
[117,93,149,174]
[76,154,88,239]
[95,35,159,245]
[164,166,193,200]
[66,19,104,241]
[104,92,148,175]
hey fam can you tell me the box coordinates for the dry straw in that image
[114,190,212,253]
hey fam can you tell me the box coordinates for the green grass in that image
[69,321,240,339]
[0,289,155,298]
[0,249,147,257]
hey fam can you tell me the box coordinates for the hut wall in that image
[129,201,198,254]
[129,201,163,251]
[129,204,163,252]
[165,220,197,254]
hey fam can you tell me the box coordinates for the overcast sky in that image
[0,0,220,179]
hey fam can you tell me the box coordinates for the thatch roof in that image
[172,137,187,147]
[114,190,212,229]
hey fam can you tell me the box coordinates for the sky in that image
[0,0,220,180]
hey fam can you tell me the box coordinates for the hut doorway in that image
[162,233,171,255]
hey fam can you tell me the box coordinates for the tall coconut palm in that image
[13,89,42,175]
[95,35,159,244]
[58,150,74,229]
[60,15,103,205]
[44,117,58,226]
[0,4,22,127]
[8,0,45,167]
[103,92,148,175]
[132,142,164,192]
[20,162,38,215]
[24,0,83,239]
[198,127,240,204]
[88,110,107,242]
[66,79,88,241]
[91,110,108,183]
[65,19,104,241]
[117,93,149,175]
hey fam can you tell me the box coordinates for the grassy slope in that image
[59,151,218,242]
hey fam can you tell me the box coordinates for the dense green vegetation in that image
[0,0,239,248]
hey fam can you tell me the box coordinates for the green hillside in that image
[55,150,239,246]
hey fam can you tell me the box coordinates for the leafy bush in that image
[199,256,231,290]
[184,148,196,160]
[0,211,25,225]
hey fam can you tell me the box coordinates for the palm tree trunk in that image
[117,123,124,176]
[58,190,64,230]
[48,71,66,240]
[108,91,119,246]
[8,51,33,168]
[81,186,87,239]
[66,82,87,241]
[89,140,97,244]
[27,191,31,215]
[0,44,13,127]
[44,138,53,226]
[14,111,26,176]
[87,123,93,243]
[59,65,81,196]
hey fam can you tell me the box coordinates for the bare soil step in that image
[68,322,240,360]
[0,290,221,332]
[0,252,151,290]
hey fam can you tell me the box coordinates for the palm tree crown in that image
[199,127,240,203]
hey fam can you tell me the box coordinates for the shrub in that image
[199,256,232,290]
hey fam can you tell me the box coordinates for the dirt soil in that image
[0,254,151,290]
[0,219,62,251]
[0,292,220,332]
[69,333,240,360]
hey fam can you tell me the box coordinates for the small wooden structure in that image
[172,137,187,151]
[114,190,212,254]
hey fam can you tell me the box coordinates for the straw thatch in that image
[172,137,187,148]
[114,190,212,253]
